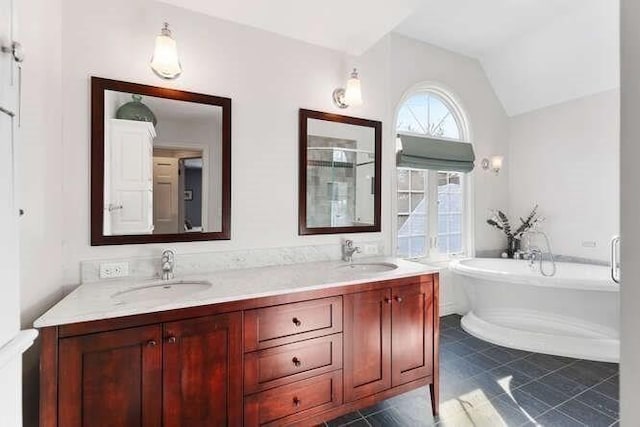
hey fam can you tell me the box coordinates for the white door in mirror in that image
[106,119,155,235]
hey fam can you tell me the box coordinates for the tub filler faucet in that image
[522,230,557,277]
[161,249,175,280]
[526,247,542,268]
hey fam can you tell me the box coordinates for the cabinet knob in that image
[292,357,302,367]
[384,298,392,304]
[167,336,177,344]
[395,296,403,303]
[293,397,301,408]
[146,340,157,347]
[292,317,302,327]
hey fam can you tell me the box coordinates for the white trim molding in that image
[0,329,38,371]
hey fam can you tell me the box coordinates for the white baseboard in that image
[439,302,459,317]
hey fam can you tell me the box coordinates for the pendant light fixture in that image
[150,22,182,80]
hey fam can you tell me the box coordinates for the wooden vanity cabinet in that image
[343,281,434,402]
[55,313,242,427]
[40,274,438,427]
[390,282,434,387]
[163,313,243,427]
[343,288,391,401]
[58,325,163,427]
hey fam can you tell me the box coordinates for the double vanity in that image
[35,77,438,426]
[36,258,440,426]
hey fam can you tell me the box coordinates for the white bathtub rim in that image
[461,311,619,363]
[450,258,618,292]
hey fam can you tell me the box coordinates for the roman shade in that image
[396,134,475,172]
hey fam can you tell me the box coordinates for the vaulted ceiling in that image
[157,0,421,55]
[394,0,619,116]
[159,0,619,116]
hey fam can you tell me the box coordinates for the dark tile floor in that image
[324,315,619,427]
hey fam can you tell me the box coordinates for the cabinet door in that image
[391,281,433,386]
[343,288,391,402]
[163,312,243,427]
[58,325,163,427]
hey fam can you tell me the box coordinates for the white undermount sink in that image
[111,280,212,304]
[337,262,399,273]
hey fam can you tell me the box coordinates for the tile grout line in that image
[439,319,619,426]
[523,371,619,425]
[445,324,617,426]
[328,318,618,427]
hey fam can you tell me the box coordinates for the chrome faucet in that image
[342,240,361,263]
[525,246,542,268]
[161,249,175,281]
[522,230,557,277]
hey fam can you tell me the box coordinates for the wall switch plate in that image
[99,262,129,279]
[363,244,378,255]
[582,241,597,248]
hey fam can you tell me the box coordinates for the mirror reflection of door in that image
[152,149,204,234]
[153,157,179,234]
[180,157,204,232]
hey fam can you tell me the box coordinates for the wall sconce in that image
[333,68,363,109]
[150,22,182,80]
[481,156,504,174]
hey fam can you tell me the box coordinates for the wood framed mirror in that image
[299,109,381,235]
[91,77,231,245]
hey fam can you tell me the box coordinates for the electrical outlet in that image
[99,262,129,279]
[363,244,378,255]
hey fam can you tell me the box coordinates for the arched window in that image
[396,88,471,259]
[396,92,464,141]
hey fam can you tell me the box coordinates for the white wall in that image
[621,0,640,422]
[57,0,391,288]
[509,90,620,262]
[53,3,509,285]
[18,0,64,425]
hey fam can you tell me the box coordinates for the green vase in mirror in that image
[115,94,157,127]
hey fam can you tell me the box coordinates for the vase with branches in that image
[487,205,543,258]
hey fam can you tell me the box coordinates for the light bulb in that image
[343,68,363,106]
[150,23,182,80]
[491,156,504,174]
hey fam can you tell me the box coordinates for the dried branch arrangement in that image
[487,205,543,240]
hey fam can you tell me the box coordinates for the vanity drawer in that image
[244,370,342,426]
[245,334,342,394]
[244,296,342,351]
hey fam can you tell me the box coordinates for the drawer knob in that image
[146,340,157,347]
[292,317,302,327]
[292,357,302,367]
[167,336,177,344]
[395,296,403,303]
[384,298,392,304]
[293,397,301,408]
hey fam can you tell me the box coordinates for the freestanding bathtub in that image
[450,258,619,362]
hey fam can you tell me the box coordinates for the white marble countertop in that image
[34,257,440,328]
